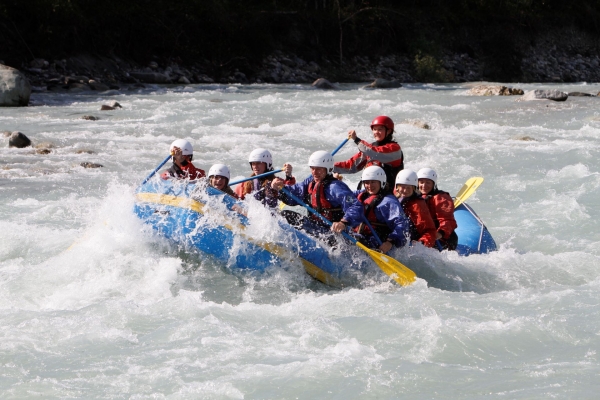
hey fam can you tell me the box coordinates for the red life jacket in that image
[355,191,390,238]
[307,176,343,222]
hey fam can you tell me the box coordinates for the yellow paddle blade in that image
[454,177,484,208]
[356,242,417,286]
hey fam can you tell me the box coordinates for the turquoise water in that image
[1,83,599,398]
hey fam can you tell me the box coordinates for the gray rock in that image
[466,85,523,96]
[521,89,568,102]
[312,78,337,90]
[100,101,122,111]
[362,78,402,89]
[305,62,320,73]
[82,115,99,120]
[30,59,49,69]
[129,71,170,83]
[568,92,595,97]
[65,75,90,84]
[8,131,31,148]
[80,162,103,168]
[149,61,159,69]
[36,148,52,154]
[69,82,90,91]
[75,149,95,154]
[178,76,191,84]
[400,119,430,129]
[0,65,31,107]
[89,80,110,91]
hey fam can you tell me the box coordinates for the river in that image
[1,82,599,398]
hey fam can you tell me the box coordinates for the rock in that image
[466,85,523,96]
[129,71,170,83]
[30,59,49,69]
[82,115,99,120]
[89,80,110,91]
[8,131,31,148]
[568,92,595,97]
[0,65,31,106]
[511,135,537,141]
[69,82,89,91]
[521,89,568,102]
[36,148,52,154]
[178,76,191,84]
[149,61,159,69]
[401,119,430,129]
[35,142,55,149]
[80,162,103,168]
[75,149,95,154]
[65,75,90,84]
[312,78,337,90]
[3,131,11,137]
[194,74,214,83]
[362,78,402,89]
[100,101,122,111]
[306,62,320,73]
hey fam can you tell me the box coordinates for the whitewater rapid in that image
[1,82,599,398]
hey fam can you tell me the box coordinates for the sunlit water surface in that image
[1,82,600,398]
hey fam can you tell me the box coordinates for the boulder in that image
[80,162,103,168]
[400,119,430,129]
[8,131,31,148]
[36,148,52,154]
[30,59,49,69]
[521,89,568,102]
[89,80,110,91]
[312,78,337,90]
[100,101,122,111]
[0,65,31,106]
[466,85,523,96]
[82,115,99,120]
[568,92,595,97]
[178,76,191,84]
[65,75,89,84]
[129,71,170,83]
[75,149,95,154]
[362,78,402,89]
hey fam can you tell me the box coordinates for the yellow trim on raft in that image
[135,192,340,287]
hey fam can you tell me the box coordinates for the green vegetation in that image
[1,0,599,80]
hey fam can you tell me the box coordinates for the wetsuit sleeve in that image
[433,192,457,239]
[377,196,409,247]
[356,140,403,165]
[327,181,363,227]
[278,176,311,206]
[333,151,368,174]
[410,200,437,248]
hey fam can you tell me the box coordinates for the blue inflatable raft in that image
[454,202,497,256]
[133,178,370,287]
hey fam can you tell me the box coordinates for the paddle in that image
[454,177,484,208]
[229,169,283,186]
[141,155,172,185]
[280,187,416,286]
[331,138,349,156]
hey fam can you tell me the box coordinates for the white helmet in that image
[248,148,273,169]
[208,163,230,180]
[361,165,387,188]
[395,169,418,186]
[417,168,437,184]
[308,150,334,174]
[170,139,193,156]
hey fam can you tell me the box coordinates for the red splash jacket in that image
[397,193,437,248]
[333,137,404,189]
[161,162,205,180]
[422,189,457,241]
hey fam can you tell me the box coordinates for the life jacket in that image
[423,188,458,250]
[306,175,344,223]
[356,136,404,190]
[355,191,391,239]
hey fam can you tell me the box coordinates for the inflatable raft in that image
[134,178,373,287]
[454,202,497,256]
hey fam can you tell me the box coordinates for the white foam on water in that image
[1,83,600,397]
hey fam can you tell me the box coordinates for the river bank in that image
[7,31,600,94]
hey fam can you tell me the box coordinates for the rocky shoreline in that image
[2,43,600,96]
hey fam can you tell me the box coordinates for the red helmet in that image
[370,115,394,132]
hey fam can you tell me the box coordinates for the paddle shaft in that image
[229,169,283,186]
[331,138,349,156]
[141,155,172,185]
